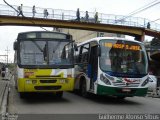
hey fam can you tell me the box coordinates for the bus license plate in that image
[122,88,131,92]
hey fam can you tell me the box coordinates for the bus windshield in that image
[19,40,73,66]
[99,39,148,75]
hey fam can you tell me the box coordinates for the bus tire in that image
[15,80,18,90]
[81,79,89,98]
[2,73,5,77]
[117,96,126,99]
[19,92,26,99]
[55,91,63,98]
[15,85,18,90]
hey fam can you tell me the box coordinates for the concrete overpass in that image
[0,15,160,40]
[0,4,160,41]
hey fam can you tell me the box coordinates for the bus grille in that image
[34,86,61,90]
[36,75,61,77]
[113,82,140,87]
[40,80,57,83]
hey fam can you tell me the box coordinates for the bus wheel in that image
[15,80,18,90]
[15,86,18,90]
[81,80,89,98]
[19,93,26,99]
[55,91,63,98]
[117,96,126,99]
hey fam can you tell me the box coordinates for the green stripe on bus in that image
[97,84,148,97]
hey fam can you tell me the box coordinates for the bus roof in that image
[17,31,72,40]
[77,37,143,46]
[17,31,69,35]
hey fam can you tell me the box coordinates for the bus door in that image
[89,42,98,90]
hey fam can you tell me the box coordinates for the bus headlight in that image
[141,78,149,86]
[32,80,37,84]
[26,80,32,84]
[59,79,68,84]
[26,80,37,84]
[100,74,111,85]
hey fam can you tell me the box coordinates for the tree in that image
[151,37,160,46]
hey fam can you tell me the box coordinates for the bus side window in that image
[81,52,88,63]
[81,44,89,63]
[75,46,80,63]
[78,46,83,63]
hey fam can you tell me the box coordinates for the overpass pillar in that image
[134,32,145,42]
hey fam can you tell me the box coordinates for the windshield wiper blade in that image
[31,40,43,52]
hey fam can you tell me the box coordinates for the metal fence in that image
[0,4,160,31]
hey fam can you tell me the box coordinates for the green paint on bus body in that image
[97,84,148,97]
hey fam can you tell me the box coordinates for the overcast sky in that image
[0,0,160,63]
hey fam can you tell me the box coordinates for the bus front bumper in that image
[17,78,74,92]
[97,84,148,97]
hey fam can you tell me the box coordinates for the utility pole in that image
[5,47,10,64]
[0,55,8,64]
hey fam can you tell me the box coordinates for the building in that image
[55,28,125,43]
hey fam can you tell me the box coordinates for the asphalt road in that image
[5,79,160,120]
[8,83,160,114]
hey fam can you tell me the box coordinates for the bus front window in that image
[99,39,148,75]
[20,41,46,65]
[19,40,73,66]
[48,41,73,65]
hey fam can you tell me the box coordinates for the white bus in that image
[74,37,149,99]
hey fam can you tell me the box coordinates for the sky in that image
[0,0,160,63]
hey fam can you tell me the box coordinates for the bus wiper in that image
[31,40,43,52]
[53,41,61,53]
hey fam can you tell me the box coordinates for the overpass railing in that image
[0,4,160,31]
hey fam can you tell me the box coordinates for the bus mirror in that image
[13,41,17,50]
[74,43,78,51]
[98,45,101,56]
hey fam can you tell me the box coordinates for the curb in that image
[0,81,7,112]
[0,81,9,114]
